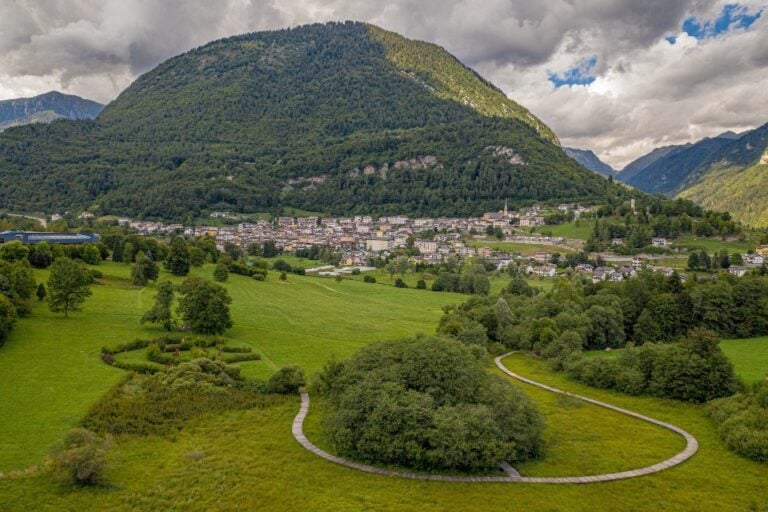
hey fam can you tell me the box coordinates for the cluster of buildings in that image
[0,230,100,245]
[113,207,577,265]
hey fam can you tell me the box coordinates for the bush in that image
[51,428,111,486]
[708,382,768,463]
[416,279,427,289]
[315,336,544,472]
[0,295,18,347]
[223,352,262,363]
[82,373,274,436]
[213,262,229,282]
[267,365,306,394]
[394,278,407,288]
[363,275,376,283]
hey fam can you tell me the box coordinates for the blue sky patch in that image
[665,35,677,44]
[682,3,763,39]
[548,55,598,88]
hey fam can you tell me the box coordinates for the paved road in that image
[291,352,698,484]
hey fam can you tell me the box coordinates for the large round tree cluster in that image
[316,336,544,472]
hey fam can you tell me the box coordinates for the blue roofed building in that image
[0,231,100,245]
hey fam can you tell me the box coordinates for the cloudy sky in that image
[1,0,766,168]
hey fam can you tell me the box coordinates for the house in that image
[532,252,550,264]
[652,237,670,248]
[756,245,768,258]
[519,216,545,227]
[592,267,614,282]
[78,211,95,220]
[0,231,100,245]
[611,238,624,246]
[530,264,557,277]
[744,253,765,266]
[365,238,390,252]
[575,263,594,274]
[477,246,493,258]
[414,240,437,254]
[729,266,748,277]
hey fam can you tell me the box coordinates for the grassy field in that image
[2,353,767,511]
[587,337,768,384]
[720,337,768,383]
[469,240,574,256]
[0,262,462,471]
[530,221,594,240]
[671,235,757,254]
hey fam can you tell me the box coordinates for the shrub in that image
[394,278,407,288]
[708,382,768,463]
[363,275,376,283]
[51,428,111,486]
[223,352,262,363]
[82,373,274,436]
[316,336,544,472]
[0,295,18,347]
[267,365,306,394]
[213,262,229,282]
[416,279,426,289]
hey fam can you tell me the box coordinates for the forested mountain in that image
[0,91,103,131]
[618,144,690,183]
[0,22,627,220]
[564,148,615,176]
[619,136,736,195]
[678,122,768,227]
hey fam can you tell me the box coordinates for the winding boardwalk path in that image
[292,352,699,484]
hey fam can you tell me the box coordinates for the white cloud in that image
[0,0,765,167]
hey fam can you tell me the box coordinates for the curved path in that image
[292,352,699,484]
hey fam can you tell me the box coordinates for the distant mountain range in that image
[0,91,103,131]
[564,148,615,177]
[0,22,628,220]
[613,125,768,226]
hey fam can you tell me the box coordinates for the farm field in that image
[671,235,757,254]
[469,240,574,256]
[2,353,767,511]
[530,220,594,240]
[0,262,463,471]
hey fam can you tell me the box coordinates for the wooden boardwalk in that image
[291,352,699,484]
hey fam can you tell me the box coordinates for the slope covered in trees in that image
[0,22,624,220]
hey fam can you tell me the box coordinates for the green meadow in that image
[1,262,768,511]
[0,262,462,471]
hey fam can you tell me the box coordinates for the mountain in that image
[0,91,103,131]
[618,144,691,183]
[564,148,615,176]
[618,135,736,195]
[0,22,624,220]
[678,122,768,226]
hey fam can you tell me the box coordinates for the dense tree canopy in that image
[315,336,544,472]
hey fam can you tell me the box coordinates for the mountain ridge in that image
[0,91,103,131]
[0,21,624,220]
[563,147,615,176]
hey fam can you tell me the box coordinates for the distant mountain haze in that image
[563,147,615,177]
[0,91,103,131]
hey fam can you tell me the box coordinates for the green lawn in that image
[720,337,768,383]
[531,221,594,240]
[0,262,462,471]
[2,353,767,511]
[671,235,757,254]
[469,240,574,256]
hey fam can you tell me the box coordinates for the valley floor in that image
[1,263,767,511]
